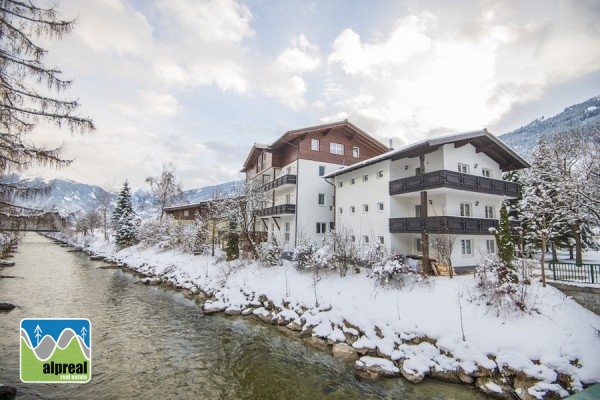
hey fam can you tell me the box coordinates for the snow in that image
[356,356,400,374]
[54,232,600,392]
[485,381,503,393]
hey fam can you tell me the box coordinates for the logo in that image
[20,318,91,383]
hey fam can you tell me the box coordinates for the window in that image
[350,206,356,214]
[329,222,335,231]
[377,202,384,212]
[415,167,421,176]
[363,235,370,244]
[486,239,495,254]
[353,146,360,158]
[350,178,356,185]
[485,205,495,219]
[338,207,343,215]
[338,181,343,188]
[378,236,384,244]
[461,239,473,256]
[415,205,421,217]
[183,210,189,217]
[482,168,492,178]
[311,139,320,151]
[458,163,469,174]
[262,174,270,184]
[363,204,369,213]
[330,142,344,155]
[316,222,326,234]
[377,170,384,179]
[318,193,325,205]
[319,165,326,176]
[286,166,292,175]
[415,238,422,253]
[285,194,291,204]
[350,235,356,243]
[460,203,472,217]
[363,174,369,182]
[284,222,291,243]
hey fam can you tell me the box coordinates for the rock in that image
[475,377,514,400]
[355,356,400,381]
[286,321,303,331]
[399,361,426,383]
[225,308,242,316]
[241,308,254,316]
[303,336,329,352]
[203,302,226,314]
[332,343,358,362]
[430,368,461,384]
[0,384,17,399]
[299,326,313,338]
[0,260,15,267]
[89,255,104,261]
[0,301,16,311]
[135,277,161,285]
[457,368,475,384]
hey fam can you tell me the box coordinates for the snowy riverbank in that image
[49,232,600,400]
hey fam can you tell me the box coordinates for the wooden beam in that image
[272,217,281,231]
[321,128,332,136]
[453,139,471,148]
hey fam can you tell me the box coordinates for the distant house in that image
[325,129,530,271]
[240,120,390,250]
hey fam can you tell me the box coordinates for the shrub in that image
[258,235,283,267]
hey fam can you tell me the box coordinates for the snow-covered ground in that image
[53,233,600,399]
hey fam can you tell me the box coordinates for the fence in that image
[549,263,600,284]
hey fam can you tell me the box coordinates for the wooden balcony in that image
[261,174,297,191]
[389,170,520,197]
[256,204,296,217]
[389,216,519,235]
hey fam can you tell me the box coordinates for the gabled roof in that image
[241,120,389,172]
[324,129,530,178]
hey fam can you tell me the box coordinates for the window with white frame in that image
[485,205,495,219]
[377,202,384,212]
[377,170,384,179]
[363,204,369,213]
[350,235,356,242]
[316,222,326,234]
[183,210,189,217]
[482,168,492,178]
[318,193,325,205]
[350,205,356,214]
[330,142,344,155]
[486,239,495,254]
[285,193,291,204]
[319,165,326,176]
[460,202,472,217]
[415,205,421,217]
[363,235,370,244]
[363,174,369,182]
[338,181,343,188]
[353,146,360,158]
[338,207,343,215]
[286,166,292,175]
[458,163,469,174]
[461,239,473,256]
[351,178,356,185]
[284,222,291,243]
[415,238,422,253]
[415,167,421,176]
[378,236,384,244]
[311,139,319,151]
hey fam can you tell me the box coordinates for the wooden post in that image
[419,154,431,275]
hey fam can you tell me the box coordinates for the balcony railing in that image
[255,204,296,217]
[261,174,297,191]
[389,170,520,197]
[389,216,519,235]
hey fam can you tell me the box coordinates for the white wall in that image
[442,143,502,178]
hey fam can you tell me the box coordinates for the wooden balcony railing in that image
[389,216,519,235]
[255,204,296,217]
[389,170,520,197]
[261,174,297,191]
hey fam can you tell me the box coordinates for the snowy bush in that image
[358,241,385,270]
[371,254,424,286]
[257,235,283,267]
[474,254,538,314]
[137,217,199,253]
[292,242,317,270]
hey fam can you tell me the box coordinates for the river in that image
[0,233,488,399]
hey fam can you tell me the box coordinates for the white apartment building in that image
[241,121,389,250]
[325,129,530,270]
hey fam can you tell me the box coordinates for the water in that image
[0,233,488,399]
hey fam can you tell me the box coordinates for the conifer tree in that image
[112,181,138,248]
[493,202,518,284]
[225,222,239,261]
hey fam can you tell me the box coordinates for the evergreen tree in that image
[112,181,138,248]
[493,202,518,284]
[225,222,239,261]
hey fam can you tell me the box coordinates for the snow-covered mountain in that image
[499,95,600,158]
[2,175,236,218]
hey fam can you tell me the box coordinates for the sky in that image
[27,0,600,191]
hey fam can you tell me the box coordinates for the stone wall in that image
[548,282,600,315]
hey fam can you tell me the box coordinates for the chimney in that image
[388,138,394,151]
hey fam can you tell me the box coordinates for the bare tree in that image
[429,232,457,278]
[95,187,114,241]
[0,1,94,230]
[146,163,183,220]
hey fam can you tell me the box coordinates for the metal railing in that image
[389,170,520,197]
[389,216,519,235]
[549,263,600,284]
[260,174,297,191]
[255,204,296,217]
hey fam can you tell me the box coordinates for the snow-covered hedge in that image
[136,217,199,253]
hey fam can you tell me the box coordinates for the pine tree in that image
[225,222,239,261]
[493,202,518,284]
[112,181,138,248]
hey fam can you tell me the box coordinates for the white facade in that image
[330,134,527,270]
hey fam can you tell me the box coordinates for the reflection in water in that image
[0,234,488,399]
